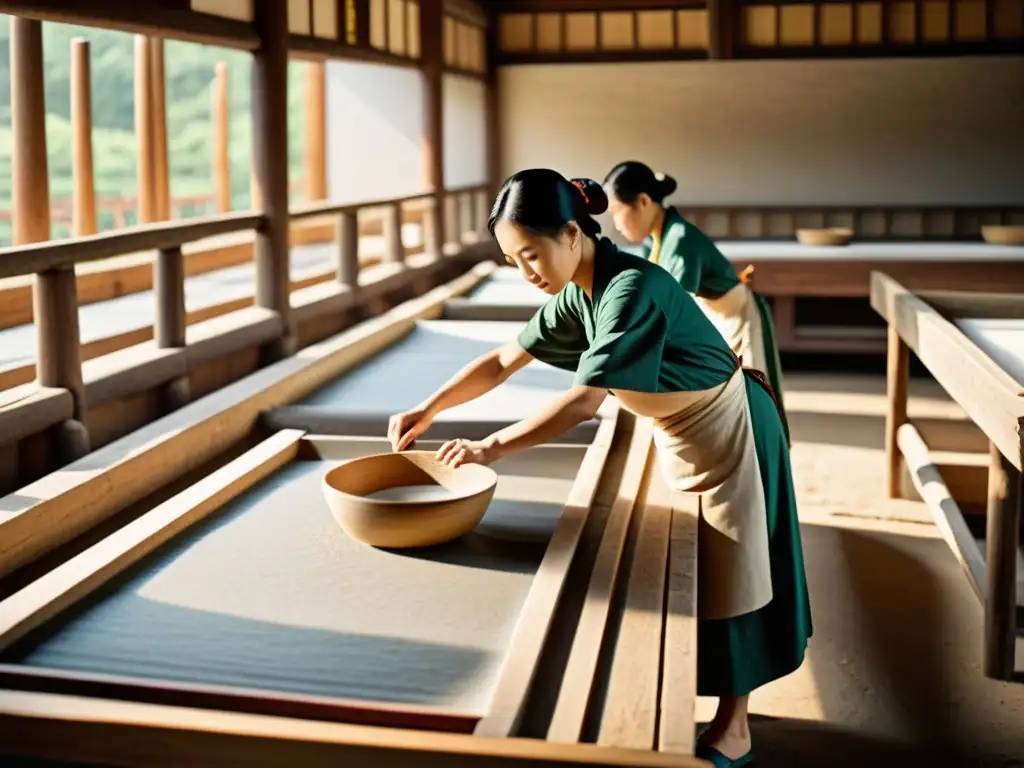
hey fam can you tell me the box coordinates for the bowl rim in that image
[322,450,498,506]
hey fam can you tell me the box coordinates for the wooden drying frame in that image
[544,417,699,754]
[871,271,1024,682]
[0,414,675,763]
[0,262,497,579]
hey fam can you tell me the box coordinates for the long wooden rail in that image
[0,183,491,479]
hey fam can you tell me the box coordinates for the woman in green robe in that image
[388,169,812,767]
[601,161,788,438]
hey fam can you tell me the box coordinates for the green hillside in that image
[0,14,310,244]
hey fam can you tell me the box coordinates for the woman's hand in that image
[388,406,434,452]
[435,438,494,468]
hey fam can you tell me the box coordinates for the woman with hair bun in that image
[602,161,788,438]
[388,168,812,768]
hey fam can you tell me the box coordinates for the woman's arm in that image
[481,385,607,461]
[419,339,533,417]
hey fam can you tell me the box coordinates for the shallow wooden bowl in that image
[981,225,1024,246]
[795,227,853,247]
[322,450,498,548]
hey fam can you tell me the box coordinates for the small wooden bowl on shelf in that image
[981,225,1024,246]
[795,227,854,247]
[322,450,497,549]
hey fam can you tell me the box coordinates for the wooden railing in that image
[0,182,492,474]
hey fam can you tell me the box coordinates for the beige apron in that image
[612,369,773,620]
[695,283,767,376]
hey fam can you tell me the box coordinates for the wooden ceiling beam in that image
[485,0,705,12]
[0,0,259,51]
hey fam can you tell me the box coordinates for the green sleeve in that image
[516,289,589,373]
[574,272,666,392]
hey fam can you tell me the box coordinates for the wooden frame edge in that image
[546,416,656,742]
[0,261,496,578]
[870,271,1024,472]
[474,403,622,738]
[0,688,707,767]
[596,430,674,749]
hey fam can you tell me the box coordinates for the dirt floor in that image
[700,373,1024,767]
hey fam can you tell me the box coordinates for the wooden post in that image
[154,245,190,410]
[151,37,170,221]
[212,62,231,213]
[420,0,446,255]
[708,0,735,59]
[70,38,97,237]
[336,211,359,288]
[383,204,405,265]
[252,0,293,359]
[884,323,909,498]
[484,8,501,201]
[983,443,1021,681]
[305,61,327,201]
[134,35,157,225]
[12,17,90,461]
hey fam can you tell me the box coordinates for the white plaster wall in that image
[443,73,488,188]
[325,60,426,203]
[498,56,1024,208]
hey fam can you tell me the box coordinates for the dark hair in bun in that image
[602,161,676,206]
[488,169,608,241]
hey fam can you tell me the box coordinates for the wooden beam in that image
[0,0,260,50]
[475,410,621,739]
[707,0,735,59]
[11,16,90,462]
[70,38,97,237]
[896,422,985,599]
[251,0,294,358]
[547,418,654,743]
[484,5,501,199]
[305,62,328,201]
[134,35,157,226]
[421,0,447,254]
[885,323,910,498]
[212,62,231,213]
[0,212,264,279]
[0,688,702,767]
[984,441,1021,681]
[151,37,171,221]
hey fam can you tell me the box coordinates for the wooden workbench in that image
[0,265,703,766]
[731,241,1024,355]
[871,271,1024,681]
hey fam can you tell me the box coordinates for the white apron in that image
[612,369,773,620]
[695,283,768,376]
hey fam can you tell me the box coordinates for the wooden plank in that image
[897,422,985,599]
[0,0,261,50]
[597,449,673,750]
[0,261,495,578]
[547,418,654,743]
[0,429,304,653]
[0,688,703,767]
[658,494,699,756]
[0,386,74,444]
[474,408,622,738]
[871,272,1024,472]
[0,665,475,734]
[0,212,264,280]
